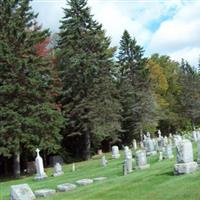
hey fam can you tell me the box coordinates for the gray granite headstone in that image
[10,184,36,200]
[135,150,150,169]
[34,189,56,198]
[93,177,107,181]
[76,179,93,186]
[57,183,77,192]
[164,144,174,159]
[174,139,197,175]
[53,162,64,177]
[112,146,120,159]
[101,156,108,167]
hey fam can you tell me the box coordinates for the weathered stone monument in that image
[57,183,77,192]
[123,160,128,176]
[146,132,157,156]
[135,150,150,169]
[53,162,64,177]
[197,139,200,165]
[72,163,76,172]
[34,189,56,198]
[112,145,120,159]
[192,130,198,142]
[10,184,36,200]
[174,139,198,175]
[133,139,137,150]
[35,148,47,180]
[101,156,108,167]
[76,179,94,186]
[159,151,163,161]
[164,144,174,159]
[125,150,133,173]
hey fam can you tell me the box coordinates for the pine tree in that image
[58,0,121,160]
[117,30,157,143]
[179,60,200,130]
[0,0,64,178]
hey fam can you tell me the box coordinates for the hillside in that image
[1,145,200,200]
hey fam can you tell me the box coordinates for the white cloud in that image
[148,0,200,66]
[31,0,200,65]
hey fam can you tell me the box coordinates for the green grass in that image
[1,144,200,200]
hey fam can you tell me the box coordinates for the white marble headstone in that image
[35,148,47,180]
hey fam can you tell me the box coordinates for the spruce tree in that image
[117,30,157,143]
[179,60,200,130]
[58,0,121,160]
[0,0,64,177]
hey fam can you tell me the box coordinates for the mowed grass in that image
[1,143,200,200]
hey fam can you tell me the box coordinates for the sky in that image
[31,0,200,66]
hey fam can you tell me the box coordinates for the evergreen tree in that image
[0,0,64,178]
[117,30,157,143]
[57,0,121,160]
[179,60,200,130]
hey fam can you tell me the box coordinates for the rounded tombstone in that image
[135,150,149,169]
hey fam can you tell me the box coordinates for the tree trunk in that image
[13,151,20,179]
[83,132,91,160]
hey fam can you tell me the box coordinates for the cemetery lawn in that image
[1,144,200,200]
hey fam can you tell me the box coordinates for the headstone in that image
[124,146,129,154]
[93,177,107,181]
[72,163,76,172]
[146,134,157,156]
[49,155,63,167]
[10,184,36,200]
[174,139,198,175]
[123,160,128,176]
[140,141,144,149]
[135,150,150,169]
[159,151,163,161]
[192,130,198,142]
[163,136,168,146]
[53,162,64,177]
[76,179,94,186]
[34,189,56,198]
[197,139,200,165]
[57,183,77,192]
[164,144,174,159]
[174,135,182,147]
[112,146,120,159]
[158,129,162,138]
[97,149,103,155]
[133,139,137,150]
[125,150,133,173]
[27,161,36,175]
[35,148,47,180]
[101,156,108,167]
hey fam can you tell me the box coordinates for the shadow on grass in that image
[157,171,174,177]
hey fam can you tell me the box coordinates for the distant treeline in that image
[1,0,200,178]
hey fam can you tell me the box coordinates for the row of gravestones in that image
[108,133,200,175]
[10,177,107,200]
